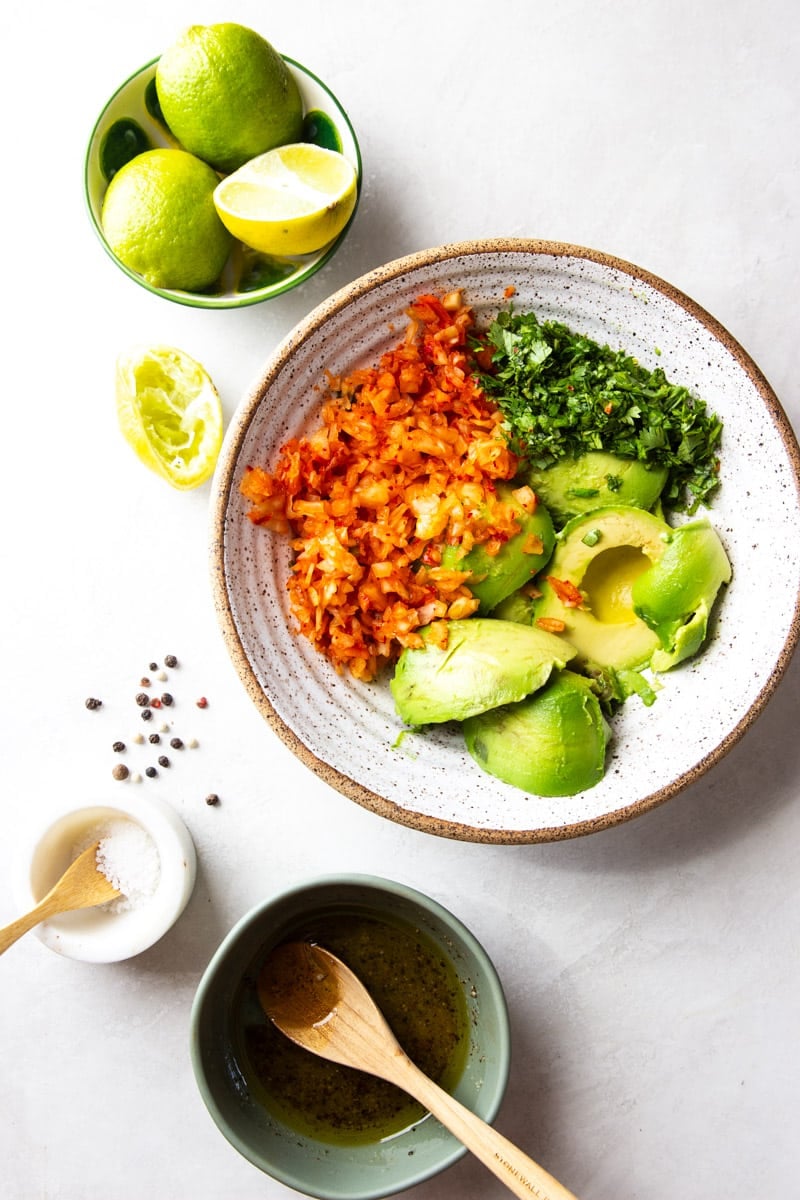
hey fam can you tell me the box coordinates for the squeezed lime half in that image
[115,345,223,489]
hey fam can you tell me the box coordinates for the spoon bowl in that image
[260,941,580,1200]
[0,841,119,955]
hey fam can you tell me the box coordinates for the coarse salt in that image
[72,818,161,914]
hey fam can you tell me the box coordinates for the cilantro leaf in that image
[476,309,722,512]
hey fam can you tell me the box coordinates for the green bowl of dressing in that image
[190,875,510,1198]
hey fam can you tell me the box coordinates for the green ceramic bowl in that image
[84,56,362,309]
[190,875,510,1198]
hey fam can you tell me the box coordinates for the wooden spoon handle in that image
[395,1059,580,1200]
[0,895,62,955]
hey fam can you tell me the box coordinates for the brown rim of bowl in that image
[210,237,800,845]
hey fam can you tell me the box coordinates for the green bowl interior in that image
[190,876,510,1200]
[84,56,362,310]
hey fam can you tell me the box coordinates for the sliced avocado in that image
[632,518,731,670]
[463,670,610,796]
[491,586,538,625]
[390,618,576,726]
[441,484,555,613]
[532,506,670,671]
[525,451,668,527]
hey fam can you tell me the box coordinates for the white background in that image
[1,2,799,1198]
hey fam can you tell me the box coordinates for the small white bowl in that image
[12,794,196,963]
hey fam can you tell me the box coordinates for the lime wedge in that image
[213,143,358,256]
[115,345,223,490]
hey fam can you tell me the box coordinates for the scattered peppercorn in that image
[141,709,153,722]
[140,677,151,688]
[161,693,173,707]
[148,733,161,745]
[170,737,184,750]
[158,755,170,768]
[165,655,178,668]
[149,662,158,671]
[196,697,208,709]
[133,732,145,744]
[135,692,150,707]
[145,766,157,778]
[112,741,126,753]
[85,697,102,710]
[205,793,220,806]
[112,764,129,781]
[151,698,162,709]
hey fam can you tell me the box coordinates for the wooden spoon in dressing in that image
[0,841,120,955]
[258,942,580,1200]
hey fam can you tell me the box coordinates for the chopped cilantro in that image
[477,309,723,512]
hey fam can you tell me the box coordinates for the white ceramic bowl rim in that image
[211,238,800,842]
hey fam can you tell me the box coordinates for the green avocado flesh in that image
[464,670,610,796]
[441,484,556,613]
[525,451,668,526]
[390,618,575,726]
[532,506,670,671]
[632,518,731,670]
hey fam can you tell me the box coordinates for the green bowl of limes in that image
[85,32,362,309]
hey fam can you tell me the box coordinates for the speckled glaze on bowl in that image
[190,875,510,1199]
[84,56,361,309]
[210,239,800,842]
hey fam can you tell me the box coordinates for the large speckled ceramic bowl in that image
[210,239,800,842]
[85,56,361,309]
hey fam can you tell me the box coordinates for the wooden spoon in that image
[258,941,580,1200]
[0,841,120,955]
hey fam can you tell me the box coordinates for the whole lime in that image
[155,23,304,173]
[100,148,233,292]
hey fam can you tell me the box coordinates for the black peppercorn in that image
[164,655,178,668]
[135,692,150,707]
[158,755,170,768]
[205,793,220,806]
[145,766,157,778]
[170,737,184,750]
[148,733,161,745]
[161,693,173,707]
[112,741,126,753]
[149,661,158,671]
[141,709,153,722]
[85,697,102,710]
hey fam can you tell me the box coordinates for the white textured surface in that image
[1,2,799,1198]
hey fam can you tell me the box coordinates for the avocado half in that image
[532,505,669,671]
[463,669,610,796]
[441,483,556,613]
[390,617,575,726]
[531,506,730,673]
[525,451,668,527]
